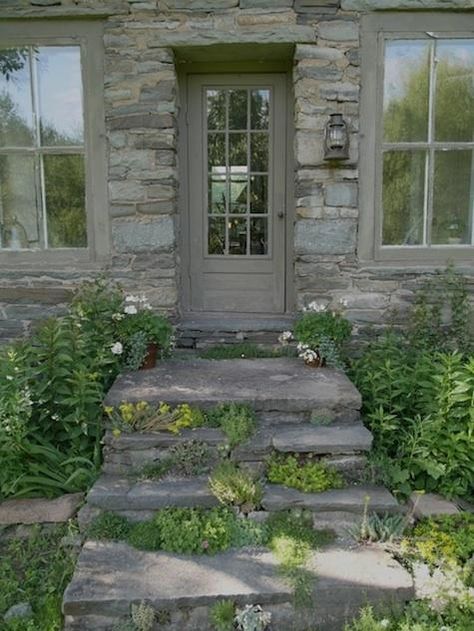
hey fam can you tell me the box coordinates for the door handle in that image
[277,211,285,219]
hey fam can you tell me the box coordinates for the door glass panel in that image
[228,90,248,129]
[250,175,267,213]
[251,133,268,172]
[207,89,226,130]
[228,217,247,255]
[206,86,271,256]
[230,174,247,214]
[208,175,227,214]
[250,217,268,255]
[208,217,225,254]
[251,89,270,130]
[229,133,247,167]
[382,150,426,246]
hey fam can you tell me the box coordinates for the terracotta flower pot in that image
[140,342,159,370]
[304,353,325,368]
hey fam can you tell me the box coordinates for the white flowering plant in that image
[279,300,352,369]
[116,294,173,354]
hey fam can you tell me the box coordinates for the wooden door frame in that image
[177,61,295,316]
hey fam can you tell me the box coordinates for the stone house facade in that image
[0,0,473,341]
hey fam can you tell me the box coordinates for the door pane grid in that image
[206,87,270,257]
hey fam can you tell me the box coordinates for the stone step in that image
[103,423,371,476]
[88,475,399,516]
[88,476,218,512]
[262,484,401,515]
[104,358,362,421]
[63,541,414,631]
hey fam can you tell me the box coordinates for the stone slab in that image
[63,542,292,616]
[408,492,460,520]
[262,485,401,514]
[105,358,362,414]
[87,476,218,511]
[63,541,413,628]
[103,427,226,451]
[0,493,84,525]
[272,424,372,454]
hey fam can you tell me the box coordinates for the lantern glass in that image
[324,113,349,160]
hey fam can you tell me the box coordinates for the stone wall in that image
[0,0,473,342]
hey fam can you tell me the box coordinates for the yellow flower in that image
[103,406,114,417]
[112,428,122,438]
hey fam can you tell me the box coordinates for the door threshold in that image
[179,312,295,332]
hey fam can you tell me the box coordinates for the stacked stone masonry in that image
[1,1,473,341]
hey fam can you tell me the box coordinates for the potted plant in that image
[280,301,352,370]
[114,295,173,370]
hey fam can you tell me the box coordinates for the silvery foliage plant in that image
[234,604,272,631]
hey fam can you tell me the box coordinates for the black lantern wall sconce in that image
[324,113,350,161]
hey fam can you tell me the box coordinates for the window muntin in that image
[0,45,86,250]
[381,38,474,248]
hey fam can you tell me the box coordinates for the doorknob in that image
[277,212,285,219]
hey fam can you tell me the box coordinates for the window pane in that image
[207,89,226,130]
[251,133,268,172]
[43,154,86,248]
[250,217,268,255]
[435,40,474,142]
[0,154,40,249]
[432,150,473,245]
[250,174,268,214]
[208,175,227,214]
[228,217,247,255]
[0,48,34,146]
[230,175,247,214]
[229,133,247,168]
[208,133,226,172]
[208,216,225,255]
[382,150,426,245]
[228,89,247,130]
[383,40,430,142]
[251,89,270,130]
[38,46,83,146]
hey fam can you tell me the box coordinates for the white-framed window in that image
[0,21,107,264]
[359,13,474,263]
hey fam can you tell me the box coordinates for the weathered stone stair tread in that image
[63,541,413,621]
[262,484,401,514]
[272,423,372,453]
[88,476,218,511]
[103,427,226,450]
[104,358,361,412]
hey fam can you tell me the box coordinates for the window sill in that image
[358,245,474,268]
[0,248,107,270]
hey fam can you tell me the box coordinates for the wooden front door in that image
[186,74,287,313]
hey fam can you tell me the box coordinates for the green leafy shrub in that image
[210,600,235,631]
[0,277,124,499]
[209,462,263,512]
[351,270,474,500]
[294,310,352,350]
[117,294,173,359]
[206,403,256,448]
[266,453,344,493]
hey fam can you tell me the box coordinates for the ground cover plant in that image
[266,453,344,493]
[209,462,263,512]
[0,523,79,631]
[350,268,474,500]
[199,342,293,360]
